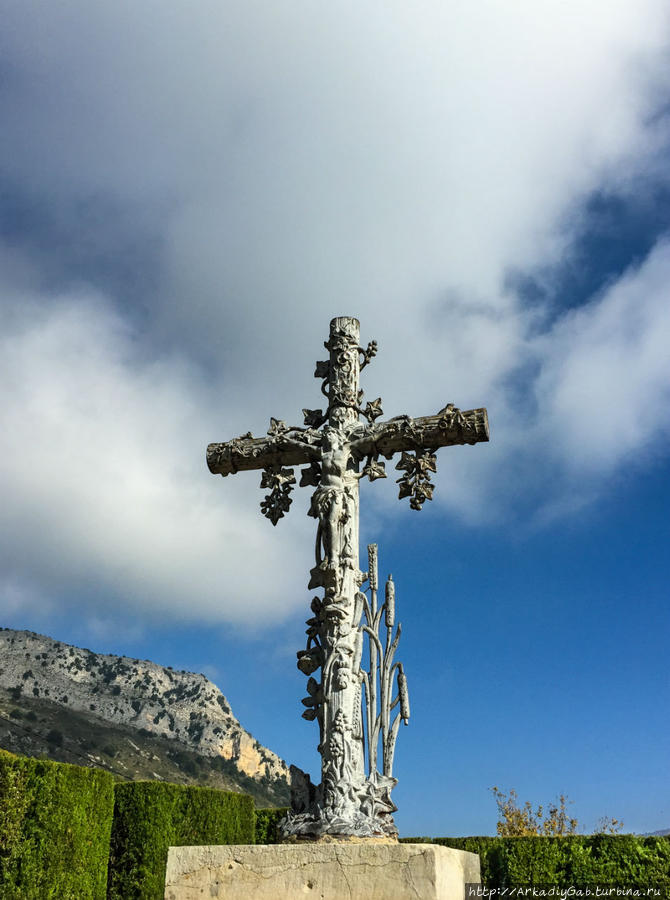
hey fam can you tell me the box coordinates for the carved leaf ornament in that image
[260,465,296,525]
[395,450,437,510]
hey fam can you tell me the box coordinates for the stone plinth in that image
[164,843,480,899]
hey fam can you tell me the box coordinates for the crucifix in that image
[207,316,489,840]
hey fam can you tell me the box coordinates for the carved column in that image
[319,317,365,811]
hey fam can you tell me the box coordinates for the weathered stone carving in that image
[207,316,489,839]
[395,449,437,510]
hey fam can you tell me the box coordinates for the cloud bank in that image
[1,1,670,628]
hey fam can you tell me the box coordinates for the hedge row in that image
[4,750,668,898]
[108,781,254,900]
[401,835,670,890]
[0,750,255,900]
[0,749,114,899]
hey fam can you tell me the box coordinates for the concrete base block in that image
[164,842,481,899]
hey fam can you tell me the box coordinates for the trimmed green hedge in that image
[255,807,289,844]
[0,749,115,900]
[401,835,670,890]
[107,781,255,900]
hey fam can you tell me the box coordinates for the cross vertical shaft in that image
[302,317,367,830]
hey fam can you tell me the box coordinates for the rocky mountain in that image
[0,627,289,805]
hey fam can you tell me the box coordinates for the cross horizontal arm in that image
[349,406,489,461]
[207,429,320,477]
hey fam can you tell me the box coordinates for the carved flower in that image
[333,709,347,732]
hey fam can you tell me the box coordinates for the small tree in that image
[491,787,623,835]
[594,815,624,834]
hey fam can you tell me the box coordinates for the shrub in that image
[45,728,63,747]
[255,807,289,844]
[0,749,114,899]
[400,835,670,890]
[107,781,254,900]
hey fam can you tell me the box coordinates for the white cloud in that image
[1,2,670,624]
[0,277,312,628]
[533,238,670,474]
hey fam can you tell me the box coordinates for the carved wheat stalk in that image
[360,544,409,783]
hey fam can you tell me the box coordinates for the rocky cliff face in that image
[0,628,288,784]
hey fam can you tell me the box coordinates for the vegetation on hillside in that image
[0,687,288,807]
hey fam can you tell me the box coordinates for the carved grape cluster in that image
[395,450,437,510]
[260,466,296,525]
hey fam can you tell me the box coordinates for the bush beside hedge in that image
[255,806,289,844]
[107,781,255,900]
[401,835,670,890]
[0,749,115,900]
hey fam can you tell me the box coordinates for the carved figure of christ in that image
[207,316,489,839]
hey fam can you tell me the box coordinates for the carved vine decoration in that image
[395,449,438,510]
[259,465,296,525]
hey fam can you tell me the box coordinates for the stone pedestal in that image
[164,843,480,899]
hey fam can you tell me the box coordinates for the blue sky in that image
[1,2,669,836]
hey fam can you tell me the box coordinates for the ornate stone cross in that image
[207,316,489,839]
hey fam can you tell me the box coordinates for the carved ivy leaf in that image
[397,479,413,500]
[260,467,296,490]
[300,462,322,487]
[395,451,417,474]
[416,452,437,475]
[395,451,437,510]
[301,707,318,721]
[421,481,434,500]
[314,360,330,379]
[302,408,326,428]
[260,466,295,525]
[363,397,384,422]
[267,417,288,436]
[362,458,387,481]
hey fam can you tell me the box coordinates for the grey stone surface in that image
[164,843,481,899]
[207,317,489,837]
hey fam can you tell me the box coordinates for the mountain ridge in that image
[0,627,289,803]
